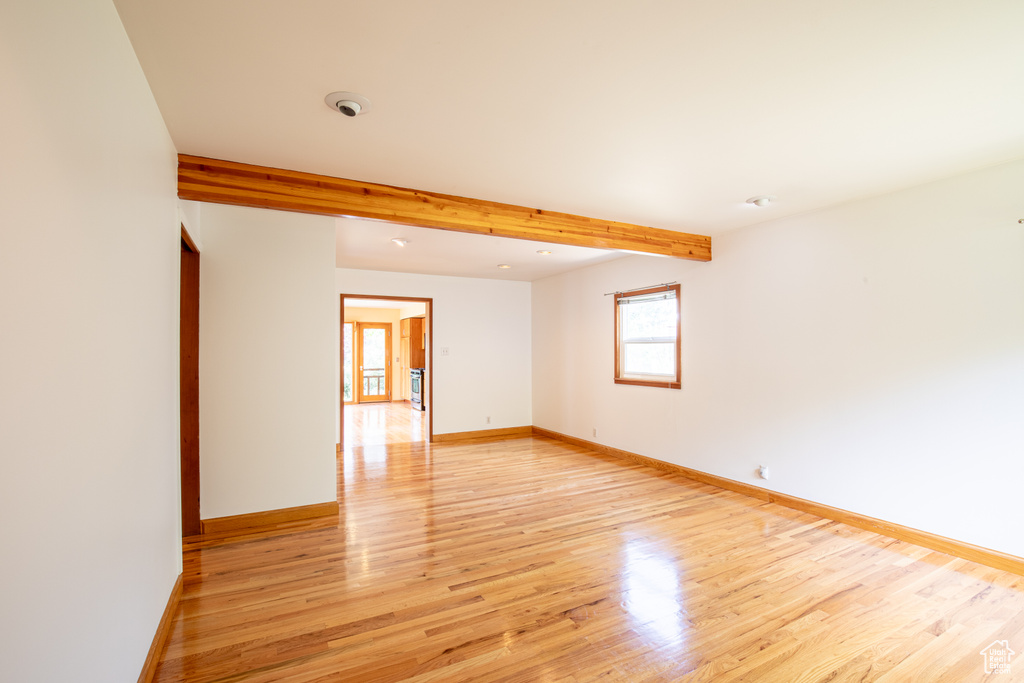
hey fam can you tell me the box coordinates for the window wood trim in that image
[614,284,681,389]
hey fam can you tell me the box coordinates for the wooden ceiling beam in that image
[177,155,712,261]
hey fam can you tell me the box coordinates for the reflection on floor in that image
[344,401,426,451]
[159,434,1024,681]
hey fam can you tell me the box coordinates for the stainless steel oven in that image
[410,368,425,411]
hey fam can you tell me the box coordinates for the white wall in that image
[0,1,182,681]
[533,159,1024,558]
[200,204,337,518]
[337,269,532,435]
[179,199,203,249]
[400,302,428,319]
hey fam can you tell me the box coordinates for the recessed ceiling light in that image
[497,264,512,269]
[537,250,552,255]
[391,238,408,246]
[324,91,372,117]
[745,196,774,207]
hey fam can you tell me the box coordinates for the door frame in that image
[340,294,434,448]
[180,226,201,537]
[355,322,392,403]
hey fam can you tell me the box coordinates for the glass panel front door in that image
[357,323,390,403]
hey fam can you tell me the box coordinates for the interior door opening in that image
[340,295,433,451]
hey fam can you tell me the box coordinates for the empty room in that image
[2,1,1023,681]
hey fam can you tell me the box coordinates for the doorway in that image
[339,295,433,450]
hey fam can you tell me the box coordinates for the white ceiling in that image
[345,297,425,311]
[336,218,627,281]
[115,0,1024,275]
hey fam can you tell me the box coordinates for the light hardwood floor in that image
[156,435,1024,681]
[344,401,427,450]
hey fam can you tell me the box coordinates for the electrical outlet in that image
[486,416,491,424]
[440,347,450,356]
[592,428,597,438]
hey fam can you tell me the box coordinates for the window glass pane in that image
[624,342,675,376]
[622,298,676,339]
[343,323,353,402]
[362,328,386,368]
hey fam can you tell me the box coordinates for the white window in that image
[614,284,681,389]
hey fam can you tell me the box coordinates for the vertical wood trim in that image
[339,295,345,453]
[137,572,183,683]
[613,289,621,381]
[676,284,682,385]
[355,321,364,403]
[427,300,434,443]
[179,230,201,537]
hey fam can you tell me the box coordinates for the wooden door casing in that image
[180,229,200,537]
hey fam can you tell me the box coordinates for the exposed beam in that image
[177,155,712,261]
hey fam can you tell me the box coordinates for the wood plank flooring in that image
[156,436,1024,681]
[344,402,427,450]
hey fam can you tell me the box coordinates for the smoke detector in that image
[746,196,774,207]
[325,91,372,117]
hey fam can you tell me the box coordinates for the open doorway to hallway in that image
[340,294,433,453]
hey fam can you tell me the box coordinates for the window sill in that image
[614,378,681,390]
